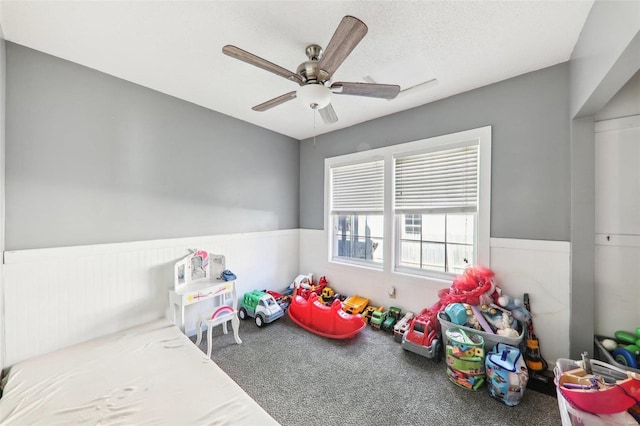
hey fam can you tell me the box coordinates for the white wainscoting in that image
[299,229,570,364]
[3,230,300,366]
[490,238,571,365]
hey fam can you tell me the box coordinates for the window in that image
[397,213,475,274]
[325,126,490,278]
[329,160,384,266]
[395,144,479,276]
[333,214,383,263]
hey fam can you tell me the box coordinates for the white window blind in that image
[331,160,384,213]
[395,144,479,213]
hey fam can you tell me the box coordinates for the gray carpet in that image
[192,314,562,426]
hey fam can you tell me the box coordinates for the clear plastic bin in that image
[438,311,524,351]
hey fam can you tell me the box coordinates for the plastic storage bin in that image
[438,311,524,352]
[594,335,640,374]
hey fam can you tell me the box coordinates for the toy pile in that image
[266,267,543,407]
[435,265,529,338]
[432,265,534,405]
[282,274,368,339]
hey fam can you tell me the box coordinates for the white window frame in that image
[324,126,491,278]
[326,156,385,269]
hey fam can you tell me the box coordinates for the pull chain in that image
[313,108,317,148]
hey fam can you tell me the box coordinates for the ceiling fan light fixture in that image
[296,84,331,110]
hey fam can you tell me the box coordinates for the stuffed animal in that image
[497,295,531,323]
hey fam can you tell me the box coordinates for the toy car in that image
[264,289,291,310]
[362,305,383,324]
[342,295,369,314]
[382,306,402,332]
[294,276,328,300]
[290,274,315,299]
[238,290,284,327]
[401,308,442,362]
[370,310,387,329]
[393,311,415,342]
[319,286,339,306]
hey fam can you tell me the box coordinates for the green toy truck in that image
[382,306,402,332]
[238,290,284,327]
[370,310,387,329]
[362,305,384,324]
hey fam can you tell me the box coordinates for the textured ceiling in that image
[0,1,594,140]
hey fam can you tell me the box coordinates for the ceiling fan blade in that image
[317,16,368,80]
[331,82,400,99]
[252,91,297,112]
[319,104,338,124]
[223,45,303,85]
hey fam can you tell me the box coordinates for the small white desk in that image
[169,279,237,333]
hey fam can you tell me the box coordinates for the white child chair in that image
[195,304,242,357]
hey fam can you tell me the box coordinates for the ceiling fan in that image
[222,15,401,124]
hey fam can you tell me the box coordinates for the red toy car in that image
[294,275,328,300]
[401,308,442,362]
[264,290,291,310]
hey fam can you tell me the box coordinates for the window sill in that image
[393,267,456,285]
[329,258,383,272]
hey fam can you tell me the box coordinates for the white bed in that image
[0,319,279,425]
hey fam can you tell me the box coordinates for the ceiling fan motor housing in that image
[297,44,331,84]
[297,61,319,83]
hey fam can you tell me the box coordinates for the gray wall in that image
[567,1,640,358]
[300,62,571,242]
[5,43,300,250]
[568,117,595,359]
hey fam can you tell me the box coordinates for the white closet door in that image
[595,116,640,235]
[594,115,640,337]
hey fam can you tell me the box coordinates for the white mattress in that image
[0,319,279,425]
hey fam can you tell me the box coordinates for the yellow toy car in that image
[342,295,369,314]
